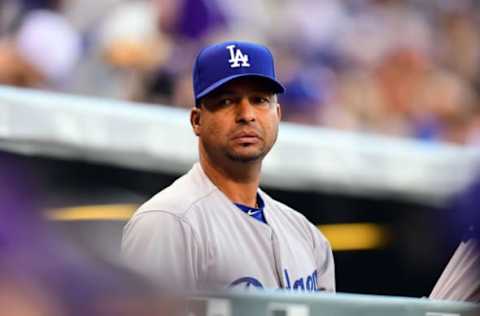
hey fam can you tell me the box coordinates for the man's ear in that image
[276,103,282,122]
[190,107,201,136]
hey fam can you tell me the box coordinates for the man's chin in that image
[226,150,264,163]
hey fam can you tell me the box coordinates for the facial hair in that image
[224,125,278,163]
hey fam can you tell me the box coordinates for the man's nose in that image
[235,97,256,123]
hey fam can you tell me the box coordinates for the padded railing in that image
[191,290,478,316]
[1,85,479,204]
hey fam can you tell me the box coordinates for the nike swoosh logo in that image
[247,210,260,216]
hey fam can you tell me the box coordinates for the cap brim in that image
[196,73,285,104]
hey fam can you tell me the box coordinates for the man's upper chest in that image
[189,196,318,290]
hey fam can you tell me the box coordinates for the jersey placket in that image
[270,228,286,289]
[261,197,285,289]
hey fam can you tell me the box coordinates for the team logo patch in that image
[230,277,264,289]
[226,45,250,68]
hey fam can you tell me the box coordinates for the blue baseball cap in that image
[193,41,285,106]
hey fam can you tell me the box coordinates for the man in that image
[121,41,335,292]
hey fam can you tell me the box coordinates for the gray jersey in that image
[121,163,335,292]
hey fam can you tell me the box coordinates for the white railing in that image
[1,85,479,204]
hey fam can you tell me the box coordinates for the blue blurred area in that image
[449,175,480,242]
[175,0,226,40]
[0,152,181,315]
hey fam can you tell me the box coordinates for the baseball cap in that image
[193,41,285,106]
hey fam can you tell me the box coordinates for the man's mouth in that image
[231,131,261,144]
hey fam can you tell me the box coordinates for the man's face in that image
[192,77,281,163]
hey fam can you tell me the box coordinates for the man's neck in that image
[199,153,261,208]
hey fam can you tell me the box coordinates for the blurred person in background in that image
[69,0,173,101]
[14,8,81,90]
[437,7,480,89]
[0,40,44,87]
[0,0,81,90]
[139,0,227,105]
[96,0,170,100]
[417,69,478,144]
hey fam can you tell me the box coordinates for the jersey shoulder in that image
[134,163,216,219]
[261,190,309,225]
[261,190,330,246]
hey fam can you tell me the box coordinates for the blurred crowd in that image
[1,0,480,145]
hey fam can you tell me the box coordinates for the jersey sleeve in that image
[121,211,201,291]
[310,223,336,292]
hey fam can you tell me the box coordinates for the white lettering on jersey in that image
[226,45,250,68]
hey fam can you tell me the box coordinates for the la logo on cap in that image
[226,44,250,68]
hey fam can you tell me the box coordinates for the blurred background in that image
[2,0,480,144]
[1,0,480,310]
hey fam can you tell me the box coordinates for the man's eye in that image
[218,98,233,106]
[251,96,270,105]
